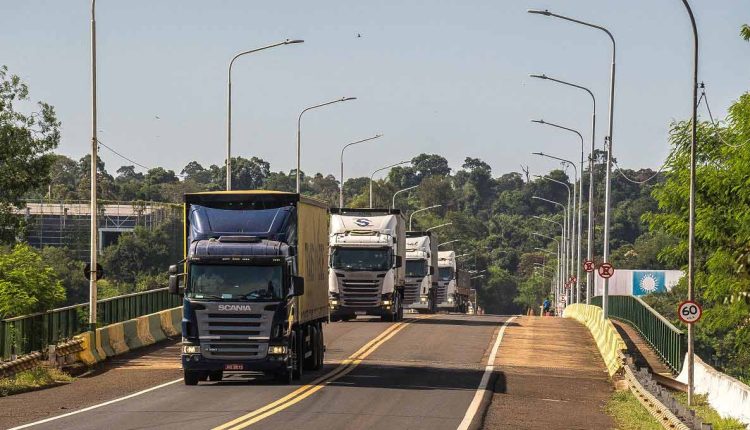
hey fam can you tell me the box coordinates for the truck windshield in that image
[438,267,454,281]
[406,259,427,278]
[331,248,391,271]
[188,264,283,301]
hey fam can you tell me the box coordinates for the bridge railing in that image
[592,295,686,373]
[0,288,181,360]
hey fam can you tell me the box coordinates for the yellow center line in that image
[211,318,422,430]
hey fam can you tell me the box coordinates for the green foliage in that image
[40,247,88,306]
[605,390,662,430]
[0,66,60,243]
[645,92,750,382]
[741,24,750,41]
[0,244,65,318]
[0,366,72,397]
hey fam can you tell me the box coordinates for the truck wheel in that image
[315,324,325,370]
[184,371,200,386]
[208,371,223,382]
[304,326,317,371]
[292,330,304,380]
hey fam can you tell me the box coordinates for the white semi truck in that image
[403,231,438,313]
[328,208,406,322]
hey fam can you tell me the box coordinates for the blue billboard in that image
[632,271,667,296]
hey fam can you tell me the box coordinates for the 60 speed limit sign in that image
[678,300,702,324]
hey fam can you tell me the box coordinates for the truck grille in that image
[403,282,420,305]
[341,279,381,307]
[194,306,272,360]
[436,283,447,303]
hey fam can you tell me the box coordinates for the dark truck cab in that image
[169,191,328,385]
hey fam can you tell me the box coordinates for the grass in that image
[605,389,663,430]
[0,366,73,396]
[672,392,746,430]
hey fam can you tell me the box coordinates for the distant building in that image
[15,200,178,259]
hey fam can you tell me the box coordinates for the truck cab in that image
[170,191,328,385]
[403,231,438,313]
[328,209,405,322]
[436,251,458,312]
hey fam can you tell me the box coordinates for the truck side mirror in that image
[429,266,435,275]
[394,255,403,268]
[168,274,180,295]
[291,276,305,297]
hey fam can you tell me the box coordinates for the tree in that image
[411,153,451,179]
[742,24,750,41]
[40,247,88,305]
[0,66,60,242]
[0,244,65,318]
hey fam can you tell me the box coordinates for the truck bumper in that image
[330,304,393,318]
[181,354,287,372]
[404,302,430,311]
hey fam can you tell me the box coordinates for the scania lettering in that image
[403,231,438,313]
[169,191,329,385]
[328,208,406,322]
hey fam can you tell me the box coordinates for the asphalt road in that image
[10,314,509,430]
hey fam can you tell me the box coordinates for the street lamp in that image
[439,240,460,248]
[392,185,419,210]
[339,134,383,207]
[89,0,98,328]
[409,205,441,230]
[532,232,562,310]
[533,194,569,291]
[528,8,616,319]
[427,222,452,232]
[533,150,582,303]
[226,39,304,190]
[297,96,357,193]
[529,74,596,304]
[370,160,410,208]
[677,0,699,407]
[535,175,574,302]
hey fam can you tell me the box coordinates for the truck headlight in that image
[448,297,454,303]
[330,299,338,305]
[182,345,200,354]
[268,345,287,355]
[382,300,391,306]
[420,296,427,303]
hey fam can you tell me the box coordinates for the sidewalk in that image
[483,316,615,430]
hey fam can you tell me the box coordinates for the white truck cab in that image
[403,231,438,313]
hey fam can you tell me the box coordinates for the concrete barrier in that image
[75,307,181,366]
[563,303,626,376]
[676,353,750,427]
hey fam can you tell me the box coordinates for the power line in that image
[96,139,151,170]
[700,83,745,149]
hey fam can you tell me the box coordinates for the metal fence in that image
[1,288,181,360]
[592,295,686,373]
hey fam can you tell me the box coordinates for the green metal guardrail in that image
[592,295,686,373]
[0,288,181,360]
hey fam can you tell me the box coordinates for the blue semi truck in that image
[168,191,329,385]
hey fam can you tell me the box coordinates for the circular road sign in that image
[597,263,614,279]
[678,300,702,324]
[583,260,595,273]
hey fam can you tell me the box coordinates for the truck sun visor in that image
[189,205,292,243]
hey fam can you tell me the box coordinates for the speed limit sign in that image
[678,300,702,324]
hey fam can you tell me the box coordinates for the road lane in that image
[238,314,509,430]
[9,318,395,430]
[10,314,509,430]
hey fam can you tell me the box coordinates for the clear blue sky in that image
[1,1,748,181]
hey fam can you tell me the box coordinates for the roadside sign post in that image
[597,263,614,319]
[678,300,702,405]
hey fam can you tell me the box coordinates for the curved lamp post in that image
[297,97,357,192]
[528,8,616,319]
[392,185,419,210]
[339,134,383,207]
[409,205,441,230]
[226,39,304,190]
[426,222,452,232]
[533,151,582,303]
[530,74,596,304]
[369,160,410,208]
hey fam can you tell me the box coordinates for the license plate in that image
[355,311,366,315]
[224,364,243,371]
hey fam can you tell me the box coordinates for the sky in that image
[1,1,748,182]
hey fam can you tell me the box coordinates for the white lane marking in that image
[456,316,517,430]
[8,378,183,430]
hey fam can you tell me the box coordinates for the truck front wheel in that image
[184,370,200,386]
